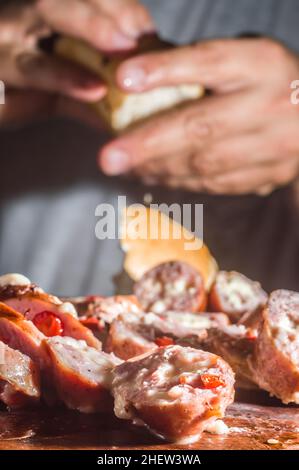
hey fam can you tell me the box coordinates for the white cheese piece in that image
[58,302,78,317]
[205,420,229,435]
[175,433,201,445]
[267,438,279,445]
[151,300,166,314]
[0,273,31,287]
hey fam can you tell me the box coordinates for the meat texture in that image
[209,271,268,323]
[0,340,40,408]
[249,289,299,404]
[111,345,235,443]
[0,302,49,369]
[0,282,101,349]
[0,302,117,412]
[105,311,208,360]
[134,261,207,314]
[69,295,142,343]
[45,336,121,413]
[201,324,257,389]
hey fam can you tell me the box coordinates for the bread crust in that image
[55,35,204,132]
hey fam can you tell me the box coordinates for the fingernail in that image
[111,31,136,50]
[102,148,130,175]
[121,65,147,90]
[120,20,156,40]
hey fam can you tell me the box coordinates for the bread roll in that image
[120,205,218,290]
[55,35,204,132]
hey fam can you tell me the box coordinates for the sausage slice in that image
[105,311,208,360]
[250,289,299,404]
[0,284,101,349]
[111,345,235,443]
[0,340,40,408]
[134,261,207,314]
[209,271,267,322]
[46,336,121,413]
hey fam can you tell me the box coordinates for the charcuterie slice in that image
[0,275,101,350]
[105,311,208,360]
[250,290,299,404]
[134,261,207,314]
[46,337,121,413]
[209,271,267,322]
[0,341,40,408]
[111,345,235,443]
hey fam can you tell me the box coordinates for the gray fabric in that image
[143,0,299,51]
[1,0,299,296]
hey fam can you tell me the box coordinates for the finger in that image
[117,38,277,92]
[193,120,299,177]
[194,158,299,195]
[4,51,106,101]
[152,176,203,193]
[37,0,136,51]
[134,151,192,179]
[157,157,299,195]
[99,91,262,175]
[136,134,276,181]
[191,132,279,177]
[95,0,155,38]
[256,185,275,196]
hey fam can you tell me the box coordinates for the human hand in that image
[37,0,155,51]
[0,0,154,126]
[99,38,299,195]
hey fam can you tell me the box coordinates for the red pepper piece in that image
[33,311,64,337]
[80,317,99,327]
[180,373,225,389]
[199,374,225,389]
[246,329,258,341]
[155,336,174,347]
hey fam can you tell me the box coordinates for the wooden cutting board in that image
[1,391,298,450]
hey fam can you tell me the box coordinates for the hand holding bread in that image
[100,38,299,195]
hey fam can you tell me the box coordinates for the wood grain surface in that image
[1,391,298,450]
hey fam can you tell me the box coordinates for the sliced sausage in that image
[202,325,258,389]
[0,340,40,408]
[249,289,299,404]
[111,345,235,443]
[134,261,207,314]
[68,295,141,322]
[1,284,101,349]
[105,311,208,360]
[0,302,49,369]
[209,271,267,323]
[159,311,230,330]
[105,316,158,360]
[71,295,142,343]
[45,336,121,413]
